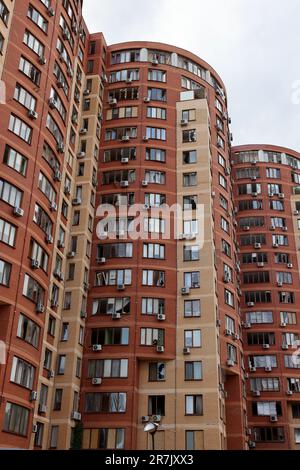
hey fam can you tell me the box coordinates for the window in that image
[10,356,35,389]
[91,328,129,346]
[144,217,165,234]
[0,0,9,25]
[104,147,136,163]
[27,5,48,33]
[183,172,197,187]
[92,297,131,316]
[30,239,49,272]
[14,84,36,111]
[3,145,28,176]
[252,401,282,417]
[149,363,165,381]
[147,88,166,101]
[185,395,203,415]
[249,355,277,369]
[285,355,300,369]
[184,272,200,288]
[227,343,237,362]
[243,271,270,284]
[22,273,45,305]
[34,422,44,447]
[9,114,32,143]
[148,69,166,82]
[0,259,11,286]
[95,269,132,287]
[245,291,271,304]
[280,311,296,325]
[46,113,63,145]
[182,129,196,143]
[146,127,166,140]
[83,428,125,450]
[0,178,23,209]
[57,355,66,375]
[288,378,300,393]
[102,169,136,184]
[147,107,166,119]
[184,330,201,348]
[140,328,164,346]
[144,170,165,184]
[50,87,67,121]
[142,270,165,287]
[85,392,127,413]
[246,311,273,324]
[279,292,294,304]
[17,314,40,348]
[238,199,263,211]
[53,389,63,411]
[148,395,165,415]
[247,332,275,346]
[266,168,281,179]
[38,172,56,204]
[145,148,166,162]
[0,217,16,247]
[253,427,284,443]
[19,56,41,86]
[87,359,128,378]
[250,377,280,392]
[50,426,59,449]
[53,62,69,97]
[185,431,204,451]
[143,243,165,259]
[183,150,197,164]
[185,362,202,380]
[141,298,165,316]
[105,127,137,141]
[145,193,166,207]
[4,402,29,436]
[33,203,53,236]
[184,299,201,318]
[183,195,197,210]
[221,217,229,233]
[0,32,4,54]
[183,245,199,261]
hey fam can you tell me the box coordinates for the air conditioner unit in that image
[125,78,132,84]
[294,210,299,216]
[72,198,81,206]
[51,300,58,308]
[278,193,284,199]
[251,160,257,165]
[181,119,188,126]
[254,243,261,249]
[50,202,57,211]
[30,391,38,401]
[38,55,47,65]
[181,287,190,295]
[28,109,38,119]
[57,143,65,153]
[185,233,197,241]
[80,311,87,319]
[251,176,257,181]
[152,58,159,65]
[47,6,55,16]
[31,259,40,269]
[252,192,258,197]
[282,344,289,350]
[227,359,234,367]
[92,378,102,385]
[252,390,261,397]
[233,333,239,341]
[286,390,293,396]
[243,226,250,231]
[67,251,76,258]
[57,240,65,249]
[273,243,279,248]
[225,168,231,175]
[249,366,257,372]
[143,204,150,210]
[152,415,161,422]
[32,424,38,434]
[77,151,86,159]
[247,302,255,307]
[269,225,275,231]
[248,441,256,449]
[67,67,73,78]
[72,22,78,34]
[157,313,166,321]
[112,312,121,319]
[143,97,151,103]
[244,372,249,379]
[225,329,231,336]
[157,345,164,353]
[142,416,150,423]
[143,136,149,142]
[64,186,71,195]
[280,321,287,327]
[263,344,270,349]
[117,284,125,291]
[287,263,293,268]
[36,303,44,313]
[47,369,55,379]
[270,415,278,422]
[97,257,106,264]
[83,89,90,96]
[59,53,65,63]
[183,347,191,355]
[246,427,252,436]
[142,180,148,187]
[48,97,56,109]
[13,206,24,217]
[45,234,53,244]
[282,226,288,232]
[71,411,82,421]
[121,157,129,164]
[257,262,264,267]
[265,366,272,372]
[109,98,117,106]
[39,404,47,414]
[122,135,130,142]
[120,180,129,188]
[57,79,64,88]
[92,344,102,352]
[53,169,62,181]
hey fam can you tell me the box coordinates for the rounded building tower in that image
[232,144,300,449]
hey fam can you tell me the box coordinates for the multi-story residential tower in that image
[232,144,300,450]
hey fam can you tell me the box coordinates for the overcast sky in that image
[83,0,300,152]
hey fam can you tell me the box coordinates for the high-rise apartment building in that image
[0,0,299,452]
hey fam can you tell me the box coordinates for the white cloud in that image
[83,0,300,151]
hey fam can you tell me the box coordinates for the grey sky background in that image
[83,0,300,151]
